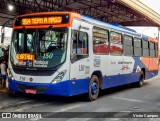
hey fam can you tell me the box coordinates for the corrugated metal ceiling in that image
[0,0,159,27]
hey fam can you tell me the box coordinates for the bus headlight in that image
[51,70,67,83]
[8,69,15,80]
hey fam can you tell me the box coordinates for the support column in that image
[1,26,5,44]
[158,27,160,42]
[158,27,160,62]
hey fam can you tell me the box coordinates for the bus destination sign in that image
[16,53,35,61]
[21,16,62,25]
[15,14,70,26]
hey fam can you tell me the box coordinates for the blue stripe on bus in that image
[145,71,158,80]
[8,71,158,96]
[102,73,140,89]
[133,57,148,72]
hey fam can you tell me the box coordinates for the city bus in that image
[8,12,159,101]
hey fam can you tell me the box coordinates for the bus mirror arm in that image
[71,54,78,63]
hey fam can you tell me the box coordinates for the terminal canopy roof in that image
[0,0,160,27]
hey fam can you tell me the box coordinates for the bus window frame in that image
[92,26,110,55]
[71,29,89,63]
[149,41,156,58]
[110,31,123,56]
[133,37,142,57]
[142,39,149,57]
[123,34,134,56]
[155,43,158,57]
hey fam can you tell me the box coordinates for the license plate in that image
[25,89,36,94]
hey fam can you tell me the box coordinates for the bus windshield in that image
[10,28,68,69]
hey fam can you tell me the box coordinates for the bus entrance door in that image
[70,19,91,94]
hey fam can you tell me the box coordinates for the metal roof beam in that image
[75,0,143,24]
[0,0,159,27]
[120,20,155,26]
[118,0,160,26]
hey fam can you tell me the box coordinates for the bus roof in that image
[81,15,141,38]
[81,15,158,43]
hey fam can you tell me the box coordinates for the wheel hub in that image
[91,82,98,95]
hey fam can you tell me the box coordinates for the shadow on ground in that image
[2,81,150,104]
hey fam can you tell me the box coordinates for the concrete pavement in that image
[0,75,160,121]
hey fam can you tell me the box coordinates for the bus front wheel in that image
[8,90,17,97]
[88,75,99,101]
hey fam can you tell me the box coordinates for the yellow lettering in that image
[44,18,47,24]
[22,16,62,25]
[57,17,62,23]
[22,19,31,25]
[16,54,35,61]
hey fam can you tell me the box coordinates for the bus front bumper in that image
[8,78,90,96]
[8,78,71,96]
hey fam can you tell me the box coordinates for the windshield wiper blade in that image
[26,67,57,71]
[33,28,38,55]
[26,68,37,70]
[23,27,33,53]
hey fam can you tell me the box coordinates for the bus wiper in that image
[26,67,57,71]
[26,68,37,70]
[23,27,29,40]
[23,27,33,53]
[48,25,53,39]
[33,28,38,55]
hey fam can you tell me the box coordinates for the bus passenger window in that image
[142,40,149,57]
[123,35,133,56]
[110,32,122,56]
[71,30,88,56]
[79,32,88,54]
[134,38,142,56]
[155,43,158,57]
[93,27,109,54]
[149,42,156,57]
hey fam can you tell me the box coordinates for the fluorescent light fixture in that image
[8,4,14,11]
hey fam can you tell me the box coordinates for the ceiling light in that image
[8,4,14,11]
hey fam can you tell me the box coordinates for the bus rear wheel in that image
[137,71,145,87]
[88,75,99,101]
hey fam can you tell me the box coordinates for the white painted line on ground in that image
[66,118,122,121]
[112,97,145,103]
[27,103,84,121]
[119,111,132,112]
[53,103,83,112]
[109,119,119,121]
[66,118,91,121]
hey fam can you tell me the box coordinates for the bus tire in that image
[8,90,17,97]
[137,71,145,87]
[88,75,99,101]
